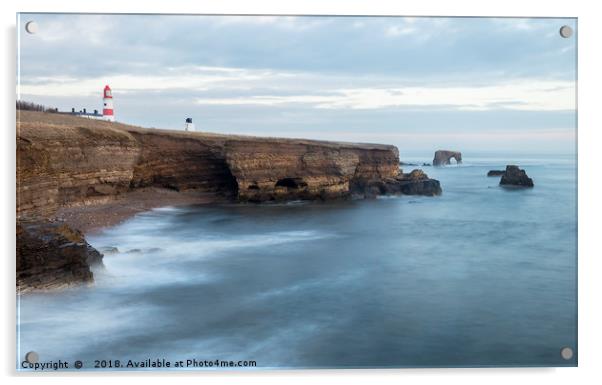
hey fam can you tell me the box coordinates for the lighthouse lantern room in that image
[185,117,195,131]
[102,85,115,122]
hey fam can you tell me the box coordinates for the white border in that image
[2,1,601,384]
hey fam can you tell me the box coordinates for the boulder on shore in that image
[433,150,462,166]
[487,170,505,176]
[499,165,534,187]
[17,219,103,293]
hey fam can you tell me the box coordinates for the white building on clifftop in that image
[184,117,195,131]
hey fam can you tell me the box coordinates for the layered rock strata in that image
[17,219,102,293]
[18,111,440,216]
[17,111,442,291]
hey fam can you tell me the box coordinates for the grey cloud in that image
[19,14,576,81]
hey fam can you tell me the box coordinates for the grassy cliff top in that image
[17,110,396,151]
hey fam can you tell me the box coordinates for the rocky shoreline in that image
[17,219,103,293]
[17,111,442,293]
[55,187,222,234]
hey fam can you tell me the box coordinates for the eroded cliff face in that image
[127,131,237,194]
[225,139,401,202]
[17,112,235,218]
[17,124,140,217]
[18,111,438,219]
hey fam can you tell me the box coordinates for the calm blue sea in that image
[17,153,577,369]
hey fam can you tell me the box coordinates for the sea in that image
[17,153,577,369]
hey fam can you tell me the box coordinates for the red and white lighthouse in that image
[102,85,115,122]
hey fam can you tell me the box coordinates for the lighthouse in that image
[102,85,115,122]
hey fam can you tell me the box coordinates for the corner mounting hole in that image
[559,25,573,38]
[560,347,574,360]
[25,351,39,364]
[25,21,38,34]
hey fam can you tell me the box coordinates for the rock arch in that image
[433,150,462,166]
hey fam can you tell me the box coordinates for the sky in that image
[17,14,577,155]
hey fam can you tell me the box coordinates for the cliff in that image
[17,111,440,218]
[16,111,441,292]
[17,111,232,218]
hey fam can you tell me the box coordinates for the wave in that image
[88,228,337,290]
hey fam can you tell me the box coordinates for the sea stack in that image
[499,165,534,187]
[433,150,462,166]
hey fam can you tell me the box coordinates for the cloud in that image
[324,129,575,141]
[491,18,553,32]
[18,14,576,80]
[215,15,332,30]
[385,25,417,37]
[20,61,575,112]
[192,75,574,112]
[33,15,115,44]
[18,66,285,96]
